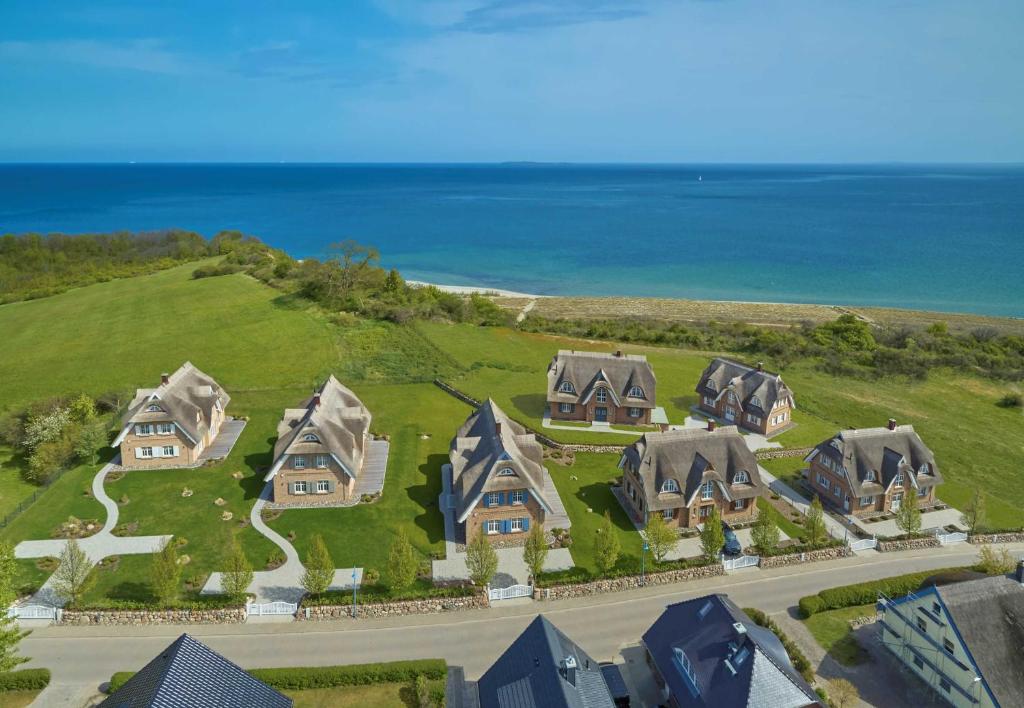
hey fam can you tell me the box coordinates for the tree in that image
[300,534,335,596]
[895,489,922,537]
[645,513,678,563]
[150,540,182,606]
[700,507,725,562]
[52,538,94,608]
[465,531,498,588]
[594,512,621,575]
[0,542,30,672]
[74,420,107,466]
[827,678,859,708]
[386,528,419,591]
[751,506,781,555]
[522,524,549,583]
[805,496,827,548]
[221,537,254,600]
[961,490,987,535]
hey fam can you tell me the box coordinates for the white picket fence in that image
[488,584,533,601]
[6,604,58,621]
[935,529,968,545]
[722,555,759,571]
[849,537,878,552]
[246,600,297,617]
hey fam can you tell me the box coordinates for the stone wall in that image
[755,447,812,461]
[536,563,724,600]
[757,545,852,568]
[969,532,1024,545]
[60,606,246,626]
[297,593,488,621]
[876,536,941,552]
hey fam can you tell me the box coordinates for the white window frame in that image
[894,472,904,486]
[747,414,761,426]
[734,498,747,510]
[705,380,716,392]
[315,454,328,469]
[498,468,516,477]
[749,396,761,409]
[303,434,319,442]
[700,481,714,500]
[316,480,329,494]
[486,520,501,535]
[727,391,737,404]
[510,518,525,532]
[596,388,608,403]
[628,386,644,398]
[833,486,841,498]
[294,480,308,494]
[487,492,501,507]
[662,509,674,520]
[510,490,525,505]
[860,496,873,506]
[628,407,642,418]
[661,479,680,494]
[559,381,575,394]
[293,456,306,470]
[698,505,711,519]
[140,446,153,458]
[137,424,153,436]
[703,396,715,407]
[559,402,574,414]
[162,445,175,457]
[733,470,750,484]
[146,404,162,412]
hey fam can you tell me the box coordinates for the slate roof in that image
[936,576,1024,708]
[695,358,793,416]
[450,400,554,523]
[642,595,820,708]
[620,427,764,512]
[98,633,292,708]
[118,362,229,445]
[477,615,615,708]
[806,423,941,497]
[547,350,656,410]
[265,375,372,480]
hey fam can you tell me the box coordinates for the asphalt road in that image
[24,541,1019,706]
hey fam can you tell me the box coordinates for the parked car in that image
[722,523,742,556]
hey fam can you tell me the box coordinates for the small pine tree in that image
[300,534,335,596]
[751,506,781,555]
[645,513,678,563]
[594,511,621,575]
[221,537,254,600]
[465,531,498,588]
[0,542,30,672]
[700,507,725,562]
[386,528,419,591]
[805,496,827,548]
[150,541,182,606]
[522,524,549,583]
[53,538,95,608]
[961,490,987,535]
[895,489,922,537]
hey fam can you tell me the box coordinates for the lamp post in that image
[352,569,358,618]
[641,540,649,587]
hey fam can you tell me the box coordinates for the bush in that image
[75,595,244,611]
[797,566,971,618]
[0,669,51,692]
[107,671,134,693]
[997,392,1022,408]
[302,582,476,606]
[743,608,814,683]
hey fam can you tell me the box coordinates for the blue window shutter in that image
[501,519,510,534]
[522,517,530,531]
[498,492,506,505]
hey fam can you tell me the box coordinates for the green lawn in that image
[0,449,39,523]
[0,690,44,708]
[802,603,874,666]
[284,680,444,707]
[755,497,806,543]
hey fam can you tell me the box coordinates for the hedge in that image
[107,659,446,694]
[303,583,476,607]
[75,595,245,611]
[0,669,51,692]
[797,566,971,618]
[743,608,814,683]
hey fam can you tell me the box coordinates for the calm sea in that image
[1,163,1021,316]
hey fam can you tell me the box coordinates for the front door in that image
[595,407,608,422]
[891,493,903,511]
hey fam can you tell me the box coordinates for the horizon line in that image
[2,160,1024,167]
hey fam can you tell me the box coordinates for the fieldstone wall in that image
[755,447,813,461]
[61,606,246,626]
[757,545,852,568]
[536,563,724,600]
[876,537,941,552]
[969,532,1024,545]
[297,593,488,621]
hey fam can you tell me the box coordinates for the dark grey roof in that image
[121,362,229,444]
[267,375,372,480]
[936,576,1024,708]
[478,615,615,708]
[642,595,820,708]
[807,424,941,497]
[547,350,656,410]
[620,427,764,512]
[695,358,793,416]
[450,400,554,523]
[99,633,292,708]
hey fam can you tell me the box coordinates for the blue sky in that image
[1,0,1022,162]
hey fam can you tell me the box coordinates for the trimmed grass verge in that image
[802,603,873,666]
[0,670,50,692]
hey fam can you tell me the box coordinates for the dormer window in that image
[596,388,608,403]
[894,472,904,486]
[303,434,319,442]
[628,386,644,398]
[706,380,717,392]
[749,396,761,409]
[919,463,930,475]
[497,468,516,477]
[559,381,576,394]
[661,479,680,493]
[727,392,737,404]
[864,470,876,482]
[733,470,750,484]
[146,404,162,413]
[672,648,700,697]
[701,481,714,500]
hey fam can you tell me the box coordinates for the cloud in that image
[0,38,196,75]
[375,0,649,33]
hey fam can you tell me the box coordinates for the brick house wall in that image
[120,425,198,468]
[271,454,356,505]
[697,393,791,436]
[808,459,936,517]
[463,489,545,541]
[549,399,652,426]
[621,465,756,529]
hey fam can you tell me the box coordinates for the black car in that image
[722,523,742,556]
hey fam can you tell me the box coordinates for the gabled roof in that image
[935,576,1024,707]
[449,400,553,523]
[116,362,229,446]
[98,633,292,708]
[695,358,793,416]
[477,615,615,708]
[620,427,764,511]
[642,595,820,708]
[806,423,941,497]
[547,350,656,409]
[265,375,371,481]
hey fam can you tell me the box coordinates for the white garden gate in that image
[722,555,759,571]
[246,600,297,617]
[849,538,878,552]
[935,529,968,545]
[488,584,533,601]
[7,604,58,621]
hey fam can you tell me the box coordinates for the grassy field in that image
[0,449,38,522]
[284,680,444,707]
[802,603,874,666]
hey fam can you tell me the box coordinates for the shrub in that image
[302,582,476,606]
[797,566,969,617]
[249,659,446,691]
[976,545,1016,574]
[0,668,51,692]
[107,671,134,693]
[997,392,1022,408]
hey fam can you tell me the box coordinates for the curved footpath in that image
[23,541,1019,706]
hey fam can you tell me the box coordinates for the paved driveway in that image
[852,507,965,537]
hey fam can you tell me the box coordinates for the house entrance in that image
[595,407,608,422]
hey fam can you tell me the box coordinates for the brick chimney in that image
[756,361,764,373]
[887,418,897,430]
[312,392,321,408]
[707,419,716,432]
[160,372,170,385]
[614,350,623,358]
[495,422,502,436]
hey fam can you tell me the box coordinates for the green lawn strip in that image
[0,461,106,546]
[0,449,39,522]
[758,457,807,490]
[0,690,43,708]
[546,452,643,574]
[12,559,51,598]
[755,497,806,543]
[285,680,445,708]
[0,669,51,706]
[802,603,874,666]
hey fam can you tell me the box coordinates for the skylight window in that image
[698,600,713,620]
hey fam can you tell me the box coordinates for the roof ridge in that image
[557,349,648,362]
